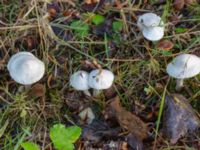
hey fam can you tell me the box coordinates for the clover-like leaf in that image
[112,21,123,32]
[70,20,90,37]
[92,14,105,25]
[50,124,82,150]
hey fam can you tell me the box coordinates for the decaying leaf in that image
[173,0,185,11]
[162,94,200,144]
[82,120,120,143]
[156,40,174,51]
[106,97,148,140]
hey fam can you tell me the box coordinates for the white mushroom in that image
[7,52,45,85]
[88,69,114,96]
[166,54,200,90]
[70,70,91,96]
[137,13,164,41]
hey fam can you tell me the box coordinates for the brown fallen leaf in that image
[173,0,185,11]
[30,83,46,97]
[162,94,200,144]
[107,96,148,140]
[156,40,174,51]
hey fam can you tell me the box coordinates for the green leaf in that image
[112,21,123,32]
[92,14,105,25]
[50,124,82,150]
[175,27,188,33]
[65,126,82,143]
[21,142,40,150]
[70,20,89,37]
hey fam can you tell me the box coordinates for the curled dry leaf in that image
[162,94,200,144]
[156,40,174,51]
[106,97,148,140]
[30,83,45,97]
[173,0,185,11]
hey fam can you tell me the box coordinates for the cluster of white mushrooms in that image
[6,13,200,94]
[137,13,165,41]
[70,69,114,96]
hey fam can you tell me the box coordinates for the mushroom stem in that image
[176,79,184,91]
[93,89,101,96]
[83,90,91,96]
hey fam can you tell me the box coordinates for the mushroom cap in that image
[7,52,45,85]
[166,54,200,79]
[137,13,164,41]
[88,69,114,90]
[137,13,162,28]
[70,70,90,91]
[142,26,164,41]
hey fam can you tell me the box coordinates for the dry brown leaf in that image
[108,97,148,140]
[156,40,174,51]
[30,83,45,97]
[173,0,185,11]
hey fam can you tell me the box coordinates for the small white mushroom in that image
[7,52,45,85]
[70,70,91,96]
[137,13,164,41]
[79,107,95,124]
[88,69,114,96]
[166,54,200,90]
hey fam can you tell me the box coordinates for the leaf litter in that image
[162,94,200,144]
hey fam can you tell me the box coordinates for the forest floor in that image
[0,0,200,150]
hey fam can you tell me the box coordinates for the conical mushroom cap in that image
[137,13,164,41]
[88,69,114,90]
[7,52,45,85]
[70,70,89,91]
[166,54,200,79]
